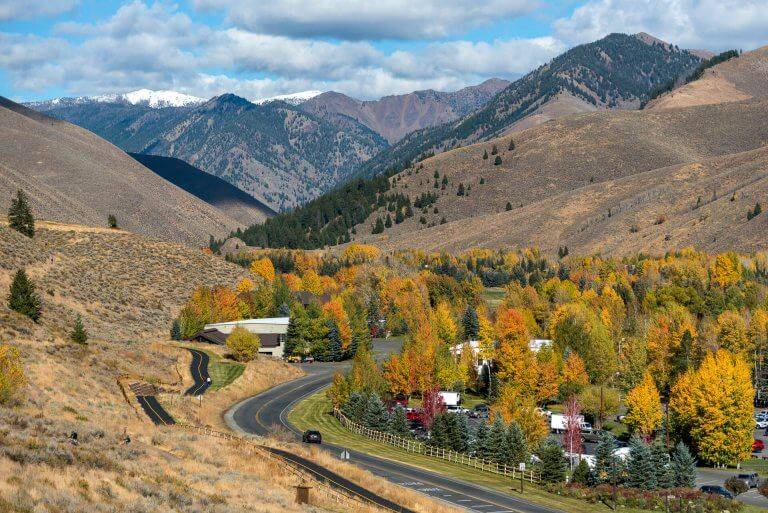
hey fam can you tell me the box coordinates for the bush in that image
[70,315,88,345]
[107,214,118,229]
[0,345,26,404]
[494,155,502,165]
[226,327,260,362]
[725,476,749,496]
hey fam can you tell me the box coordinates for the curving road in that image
[226,360,563,513]
[136,395,175,425]
[185,348,211,396]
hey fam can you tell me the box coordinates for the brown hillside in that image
[0,97,243,245]
[352,97,768,255]
[647,46,768,110]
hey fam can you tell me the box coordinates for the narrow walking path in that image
[136,395,175,425]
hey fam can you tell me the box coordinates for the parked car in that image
[737,473,760,488]
[699,485,734,499]
[446,405,470,415]
[302,430,322,444]
[301,356,315,363]
[756,419,768,429]
[471,404,490,418]
[582,429,612,444]
[286,355,302,363]
[752,439,765,452]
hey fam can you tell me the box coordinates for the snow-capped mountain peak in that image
[26,89,206,109]
[253,90,323,106]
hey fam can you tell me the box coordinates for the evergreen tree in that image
[505,421,529,467]
[405,205,414,218]
[8,269,41,321]
[594,430,621,484]
[650,437,673,489]
[488,416,507,464]
[444,413,461,451]
[505,201,512,211]
[8,190,34,237]
[363,392,389,430]
[491,145,498,155]
[326,321,343,361]
[670,442,696,488]
[388,405,410,436]
[395,210,404,224]
[626,435,655,489]
[462,306,479,339]
[372,217,385,234]
[170,318,182,340]
[107,214,118,229]
[448,413,470,452]
[385,214,393,228]
[473,420,490,459]
[571,458,591,485]
[342,392,368,422]
[457,183,465,196]
[483,149,488,160]
[429,413,448,448]
[508,139,515,151]
[70,314,88,345]
[539,438,567,484]
[494,155,502,166]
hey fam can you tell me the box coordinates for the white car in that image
[756,419,768,429]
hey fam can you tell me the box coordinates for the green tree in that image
[388,405,409,436]
[508,139,515,151]
[505,421,529,467]
[457,183,465,196]
[8,190,34,237]
[226,327,260,361]
[482,149,488,160]
[363,392,389,430]
[395,209,404,224]
[429,413,448,448]
[462,306,479,339]
[491,145,498,155]
[670,442,696,488]
[385,214,393,228]
[505,202,512,211]
[70,314,88,345]
[8,269,41,321]
[473,420,490,459]
[571,458,591,485]
[107,214,118,229]
[539,438,567,484]
[594,430,621,484]
[494,155,502,166]
[170,319,182,340]
[626,435,655,489]
[342,391,368,422]
[650,437,673,489]
[325,321,343,362]
[372,217,384,234]
[488,415,507,463]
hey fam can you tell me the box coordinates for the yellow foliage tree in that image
[431,302,458,346]
[283,273,303,291]
[476,314,496,360]
[341,243,380,265]
[0,344,26,404]
[301,269,324,296]
[559,352,590,399]
[645,304,697,393]
[211,286,243,323]
[494,308,537,395]
[624,372,662,437]
[323,297,352,348]
[250,257,275,282]
[492,383,548,446]
[710,253,742,288]
[226,327,261,362]
[670,350,754,466]
[716,310,751,356]
[236,277,255,293]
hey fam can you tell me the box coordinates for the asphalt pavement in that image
[136,395,175,425]
[184,348,211,396]
[225,357,563,513]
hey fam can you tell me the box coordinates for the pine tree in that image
[429,413,448,448]
[670,442,696,488]
[395,210,404,224]
[505,421,529,466]
[457,183,465,196]
[342,392,368,422]
[8,269,41,321]
[494,155,502,166]
[372,217,384,234]
[473,420,490,459]
[482,149,489,160]
[8,190,34,237]
[385,214,393,228]
[626,435,655,489]
[462,306,479,339]
[650,437,673,489]
[539,438,567,484]
[488,416,507,464]
[107,214,118,229]
[445,413,461,451]
[508,139,515,151]
[170,319,182,340]
[388,405,410,436]
[571,458,591,485]
[70,314,88,345]
[326,321,343,361]
[491,145,498,155]
[594,430,620,484]
[454,413,470,452]
[363,392,389,430]
[505,202,512,211]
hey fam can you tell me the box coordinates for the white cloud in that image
[554,0,768,51]
[192,0,537,40]
[0,0,77,21]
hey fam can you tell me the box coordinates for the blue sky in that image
[1,0,767,102]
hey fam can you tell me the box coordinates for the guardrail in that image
[177,423,408,512]
[335,409,540,483]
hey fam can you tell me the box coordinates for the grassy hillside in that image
[359,33,702,178]
[349,96,768,255]
[0,97,242,245]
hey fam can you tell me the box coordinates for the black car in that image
[699,485,734,499]
[471,404,489,418]
[302,430,322,444]
[737,473,760,489]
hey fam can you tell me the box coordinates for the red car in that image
[752,439,765,452]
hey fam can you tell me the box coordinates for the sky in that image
[1,0,767,102]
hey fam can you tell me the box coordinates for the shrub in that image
[70,315,88,345]
[725,476,749,496]
[226,327,260,362]
[107,214,118,229]
[494,155,502,165]
[0,345,26,404]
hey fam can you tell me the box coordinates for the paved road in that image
[184,348,211,396]
[136,395,175,425]
[226,361,563,513]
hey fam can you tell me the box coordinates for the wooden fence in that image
[334,410,540,483]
